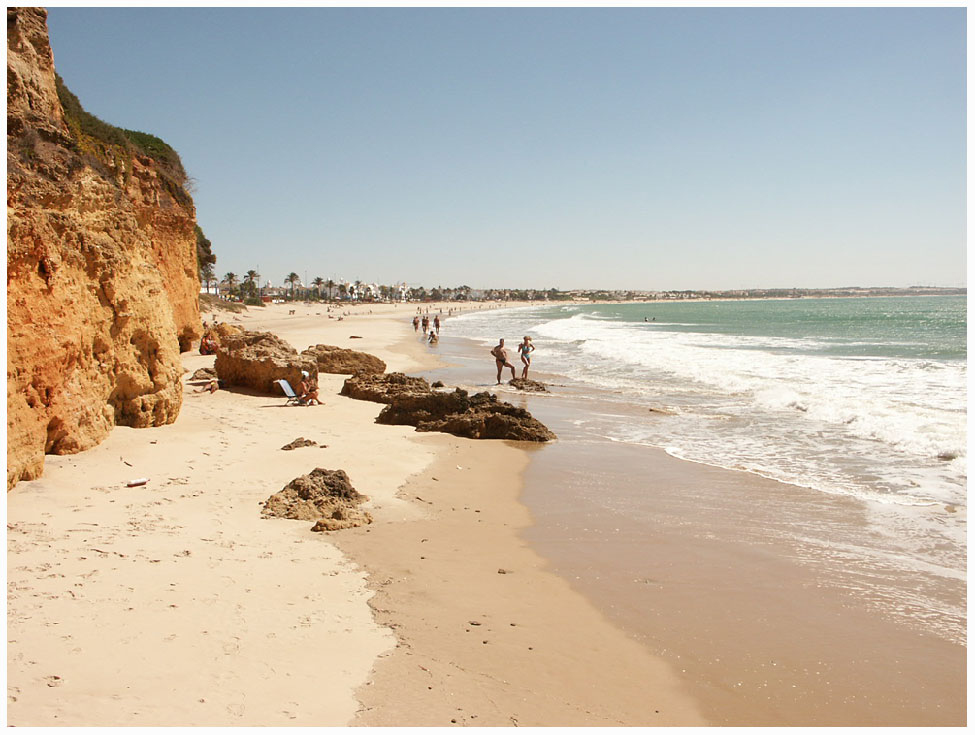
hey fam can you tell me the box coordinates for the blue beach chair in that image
[275,379,303,406]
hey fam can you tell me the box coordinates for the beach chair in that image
[275,379,303,406]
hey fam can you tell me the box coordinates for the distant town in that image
[205,276,964,306]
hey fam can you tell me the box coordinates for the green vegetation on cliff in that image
[54,73,190,204]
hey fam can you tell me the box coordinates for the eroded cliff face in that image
[7,7,202,489]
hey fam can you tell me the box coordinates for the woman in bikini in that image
[518,336,535,379]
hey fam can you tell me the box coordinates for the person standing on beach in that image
[491,338,516,384]
[518,336,535,379]
[434,314,441,334]
[412,316,420,332]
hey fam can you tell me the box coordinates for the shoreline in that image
[423,310,966,726]
[6,300,706,726]
[11,297,961,726]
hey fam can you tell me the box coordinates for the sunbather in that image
[299,371,320,405]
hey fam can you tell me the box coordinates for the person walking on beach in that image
[434,314,441,334]
[518,336,535,379]
[412,316,420,332]
[491,338,516,384]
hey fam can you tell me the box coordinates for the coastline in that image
[424,311,967,727]
[6,300,705,725]
[11,297,960,726]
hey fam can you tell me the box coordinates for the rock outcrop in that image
[340,372,431,403]
[190,367,217,382]
[213,330,317,394]
[262,468,372,532]
[281,437,319,451]
[341,372,555,441]
[301,344,386,376]
[509,378,549,392]
[377,388,557,442]
[7,8,202,489]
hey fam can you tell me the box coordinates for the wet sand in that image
[421,327,967,727]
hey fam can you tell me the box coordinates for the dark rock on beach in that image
[261,468,372,531]
[508,378,548,393]
[377,388,557,442]
[340,372,431,404]
[342,373,556,441]
[301,344,386,376]
[281,437,318,451]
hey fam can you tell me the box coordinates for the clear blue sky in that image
[46,5,966,291]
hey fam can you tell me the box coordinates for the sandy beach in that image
[6,300,705,726]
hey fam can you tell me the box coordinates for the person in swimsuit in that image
[491,338,516,384]
[299,370,320,406]
[518,336,535,379]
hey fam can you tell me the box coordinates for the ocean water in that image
[444,296,967,626]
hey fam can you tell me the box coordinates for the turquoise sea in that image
[450,296,965,506]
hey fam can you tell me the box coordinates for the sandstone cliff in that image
[7,7,202,488]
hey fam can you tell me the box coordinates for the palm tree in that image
[285,272,300,301]
[244,269,259,300]
[325,279,335,302]
[201,263,216,294]
[223,272,238,300]
[338,283,348,301]
[353,280,363,301]
[312,276,325,301]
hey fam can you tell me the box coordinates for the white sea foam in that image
[450,298,967,642]
[452,305,967,514]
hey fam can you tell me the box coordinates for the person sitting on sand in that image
[199,333,217,355]
[491,338,517,384]
[428,330,439,344]
[299,371,320,406]
[518,336,535,379]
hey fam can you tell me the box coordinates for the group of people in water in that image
[491,336,535,383]
[412,313,441,336]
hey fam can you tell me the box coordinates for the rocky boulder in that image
[281,437,318,451]
[214,330,317,394]
[377,388,556,442]
[211,323,242,339]
[301,344,386,375]
[190,367,217,382]
[262,468,372,531]
[340,372,431,404]
[509,378,549,393]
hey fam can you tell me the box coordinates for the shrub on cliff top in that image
[54,73,188,198]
